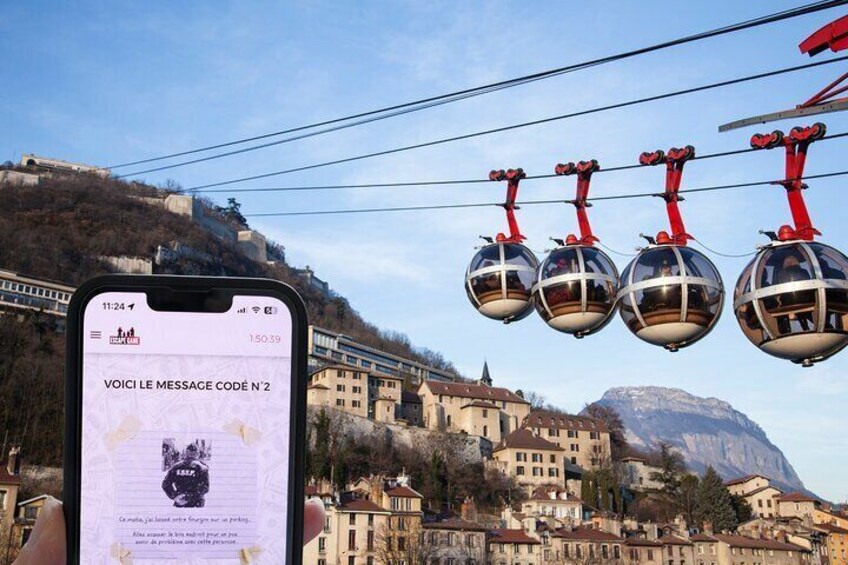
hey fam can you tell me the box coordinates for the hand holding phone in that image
[64,276,308,564]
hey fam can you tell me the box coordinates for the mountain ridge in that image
[592,386,808,495]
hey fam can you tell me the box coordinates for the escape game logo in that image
[109,327,140,345]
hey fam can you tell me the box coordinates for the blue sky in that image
[3,1,847,500]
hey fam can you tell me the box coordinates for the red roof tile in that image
[745,485,782,497]
[423,518,487,532]
[423,381,529,404]
[713,534,810,552]
[522,410,609,433]
[0,466,21,486]
[554,527,623,542]
[724,474,769,487]
[461,400,500,410]
[494,429,564,453]
[490,529,541,544]
[690,534,718,542]
[338,499,388,513]
[625,538,664,547]
[385,485,423,498]
[815,523,848,535]
[779,492,818,503]
[660,535,693,546]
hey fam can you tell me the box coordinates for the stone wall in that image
[99,255,153,274]
[0,170,40,186]
[307,405,489,464]
[237,230,267,263]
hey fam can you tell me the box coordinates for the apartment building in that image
[725,474,782,519]
[625,538,664,564]
[491,429,567,491]
[488,528,542,565]
[520,488,583,526]
[303,474,424,565]
[399,391,423,426]
[553,526,625,563]
[418,368,530,445]
[778,492,819,521]
[659,534,696,565]
[521,409,612,470]
[421,518,488,564]
[308,326,456,385]
[620,456,664,491]
[308,365,370,418]
[690,533,811,565]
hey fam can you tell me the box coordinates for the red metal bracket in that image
[554,159,600,246]
[638,145,695,246]
[489,168,526,243]
[750,122,826,241]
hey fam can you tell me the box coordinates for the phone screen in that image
[78,291,294,563]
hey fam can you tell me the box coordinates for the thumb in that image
[13,496,66,565]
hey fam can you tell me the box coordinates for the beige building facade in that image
[308,365,370,418]
[0,448,22,562]
[488,528,542,565]
[418,379,530,445]
[725,474,781,519]
[521,410,611,470]
[491,429,567,491]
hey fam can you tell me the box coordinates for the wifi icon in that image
[252,306,261,314]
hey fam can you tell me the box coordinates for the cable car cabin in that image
[465,242,538,322]
[532,244,619,336]
[734,240,848,366]
[617,245,724,351]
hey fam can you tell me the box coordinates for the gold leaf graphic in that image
[104,415,142,450]
[223,419,262,446]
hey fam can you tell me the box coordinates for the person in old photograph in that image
[161,442,209,508]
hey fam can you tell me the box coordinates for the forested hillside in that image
[0,173,458,465]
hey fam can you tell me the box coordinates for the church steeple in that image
[479,360,492,387]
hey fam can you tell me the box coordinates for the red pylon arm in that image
[750,123,826,241]
[489,168,526,243]
[555,159,600,245]
[638,146,696,246]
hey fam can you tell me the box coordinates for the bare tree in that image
[373,519,439,565]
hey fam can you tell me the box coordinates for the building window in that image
[0,490,6,510]
[336,399,345,407]
[352,400,361,408]
[483,426,488,437]
[482,409,488,418]
[532,453,542,463]
[348,530,356,550]
[350,514,356,526]
[516,466,525,476]
[368,514,374,526]
[516,453,527,462]
[348,557,354,565]
[550,454,556,463]
[319,537,326,552]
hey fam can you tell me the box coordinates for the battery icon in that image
[264,306,278,315]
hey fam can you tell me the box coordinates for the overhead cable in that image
[110,1,848,173]
[183,55,848,191]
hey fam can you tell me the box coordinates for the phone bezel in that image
[64,275,307,564]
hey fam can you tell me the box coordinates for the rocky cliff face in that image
[592,387,805,493]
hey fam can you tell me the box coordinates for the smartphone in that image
[64,275,307,564]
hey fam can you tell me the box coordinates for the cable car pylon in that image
[617,146,725,351]
[532,160,620,337]
[733,122,848,366]
[720,15,848,132]
[465,168,539,323]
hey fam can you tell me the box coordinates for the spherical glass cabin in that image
[617,245,724,350]
[531,245,619,336]
[465,242,538,322]
[734,240,848,366]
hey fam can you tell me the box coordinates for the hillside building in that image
[488,528,542,565]
[491,429,566,492]
[552,526,625,563]
[302,473,424,565]
[521,409,612,470]
[422,517,488,564]
[520,487,583,527]
[309,326,456,386]
[20,154,109,177]
[620,456,664,491]
[725,474,782,519]
[418,364,530,445]
[0,448,22,560]
[691,533,811,565]
[0,270,73,318]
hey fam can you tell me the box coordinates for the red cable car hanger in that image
[489,168,526,243]
[554,159,600,246]
[750,122,827,242]
[638,145,696,246]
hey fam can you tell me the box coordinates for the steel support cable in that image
[244,170,848,217]
[109,1,848,172]
[184,55,848,191]
[195,131,848,194]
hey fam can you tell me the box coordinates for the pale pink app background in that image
[80,293,293,564]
